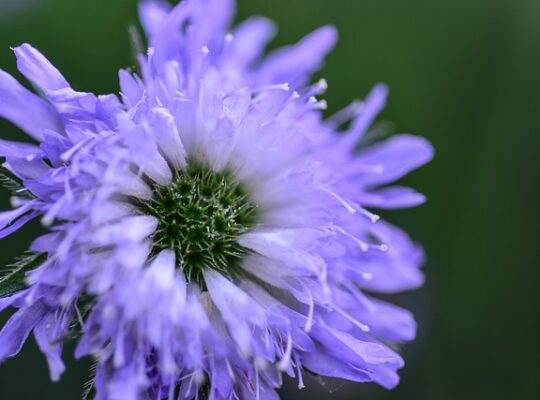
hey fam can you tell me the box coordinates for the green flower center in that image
[140,162,258,284]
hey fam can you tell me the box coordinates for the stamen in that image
[357,206,380,223]
[278,332,293,371]
[317,187,357,214]
[333,306,370,332]
[253,83,290,93]
[293,354,305,389]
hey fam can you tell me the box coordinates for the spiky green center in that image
[141,162,257,284]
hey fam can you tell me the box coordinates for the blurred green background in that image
[0,0,539,399]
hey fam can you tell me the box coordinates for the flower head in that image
[0,0,433,399]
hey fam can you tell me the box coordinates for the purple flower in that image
[0,0,433,399]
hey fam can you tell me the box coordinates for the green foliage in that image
[0,253,46,299]
[0,166,32,199]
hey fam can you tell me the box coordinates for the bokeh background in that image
[0,0,539,399]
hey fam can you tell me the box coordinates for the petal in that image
[148,107,187,169]
[358,134,434,186]
[256,25,337,86]
[204,270,266,354]
[107,363,141,400]
[119,70,144,108]
[0,210,40,239]
[6,157,49,179]
[0,139,42,158]
[311,323,404,389]
[13,43,69,92]
[361,186,427,209]
[146,250,176,291]
[355,222,425,293]
[356,298,417,343]
[0,70,61,140]
[13,44,103,128]
[345,83,388,144]
[34,311,70,381]
[228,17,276,69]
[0,201,40,239]
[193,0,235,53]
[301,348,372,383]
[0,290,29,313]
[0,302,46,362]
[90,215,158,246]
[118,114,172,186]
[239,229,327,277]
[138,0,172,38]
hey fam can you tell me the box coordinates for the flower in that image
[0,0,433,399]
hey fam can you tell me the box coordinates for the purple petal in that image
[5,156,49,180]
[0,210,40,239]
[0,302,46,362]
[0,201,40,238]
[0,290,29,313]
[138,0,172,38]
[361,186,427,209]
[301,348,372,383]
[228,17,276,69]
[204,270,266,353]
[357,298,417,342]
[0,139,42,158]
[256,25,337,86]
[359,134,434,186]
[34,311,70,381]
[356,222,425,293]
[345,83,388,144]
[13,43,69,92]
[119,70,144,108]
[0,70,61,140]
[90,216,158,247]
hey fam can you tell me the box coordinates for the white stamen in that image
[334,306,370,332]
[253,83,290,93]
[304,288,315,333]
[331,225,369,252]
[278,332,293,371]
[318,187,357,214]
[308,97,327,110]
[358,207,380,223]
[293,355,305,389]
[317,78,328,92]
[378,244,389,252]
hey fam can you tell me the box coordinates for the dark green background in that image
[0,0,539,399]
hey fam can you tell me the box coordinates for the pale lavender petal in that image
[14,43,69,92]
[361,186,427,209]
[0,70,61,140]
[228,17,276,68]
[345,83,388,144]
[256,25,337,86]
[138,0,172,38]
[0,302,46,362]
[358,134,434,185]
[34,311,69,381]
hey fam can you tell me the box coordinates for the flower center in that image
[141,162,258,284]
